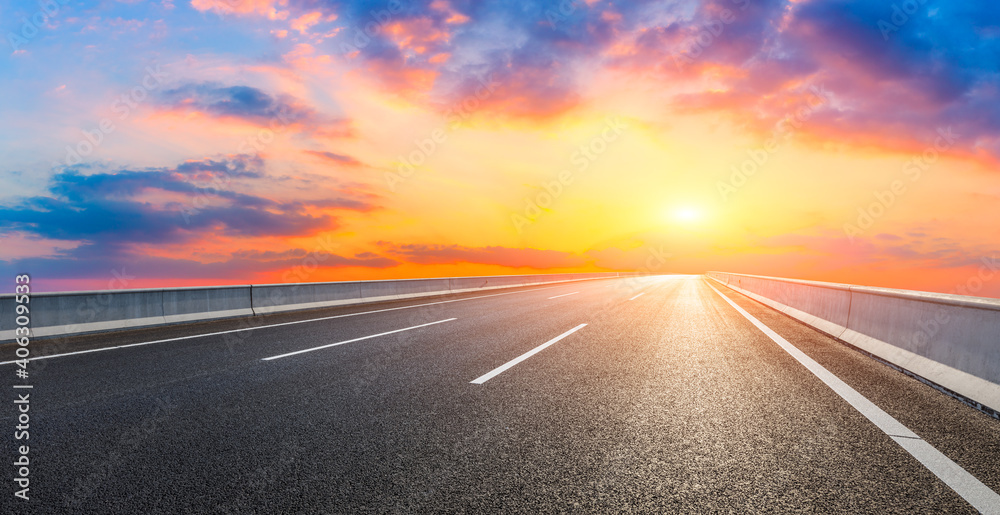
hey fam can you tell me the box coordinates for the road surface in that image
[2,275,998,513]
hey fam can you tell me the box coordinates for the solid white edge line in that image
[470,323,587,385]
[0,283,589,366]
[261,318,456,361]
[706,281,1000,513]
[548,292,580,299]
[629,292,645,301]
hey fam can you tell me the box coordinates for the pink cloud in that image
[290,11,322,34]
[190,0,288,19]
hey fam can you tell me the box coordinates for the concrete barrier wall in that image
[707,271,1000,412]
[0,286,257,340]
[252,272,629,315]
[0,272,632,340]
[448,276,501,291]
[23,289,166,338]
[358,277,454,303]
[711,272,854,339]
[252,281,363,315]
[0,295,16,340]
[162,286,254,324]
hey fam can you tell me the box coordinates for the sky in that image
[1,0,999,297]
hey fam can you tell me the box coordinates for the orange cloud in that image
[290,11,322,34]
[356,59,439,100]
[384,18,451,55]
[190,0,288,19]
[430,0,469,24]
[282,43,333,74]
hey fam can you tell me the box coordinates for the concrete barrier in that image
[0,286,258,341]
[252,273,627,314]
[0,272,631,340]
[1,288,166,340]
[707,272,1000,413]
[162,286,254,324]
[0,295,15,341]
[251,281,363,315]
[358,277,454,303]
[448,276,502,291]
[712,273,854,340]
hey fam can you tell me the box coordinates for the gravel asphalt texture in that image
[2,275,998,513]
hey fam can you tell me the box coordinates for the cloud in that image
[159,83,311,123]
[256,0,661,118]
[0,247,397,288]
[757,227,998,273]
[622,0,1000,160]
[290,11,324,33]
[0,154,390,289]
[190,0,289,19]
[0,155,374,254]
[379,242,587,268]
[304,150,364,166]
[180,0,1000,155]
[228,248,396,269]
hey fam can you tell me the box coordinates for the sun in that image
[665,205,704,224]
[675,207,700,222]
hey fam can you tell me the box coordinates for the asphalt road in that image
[2,275,999,514]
